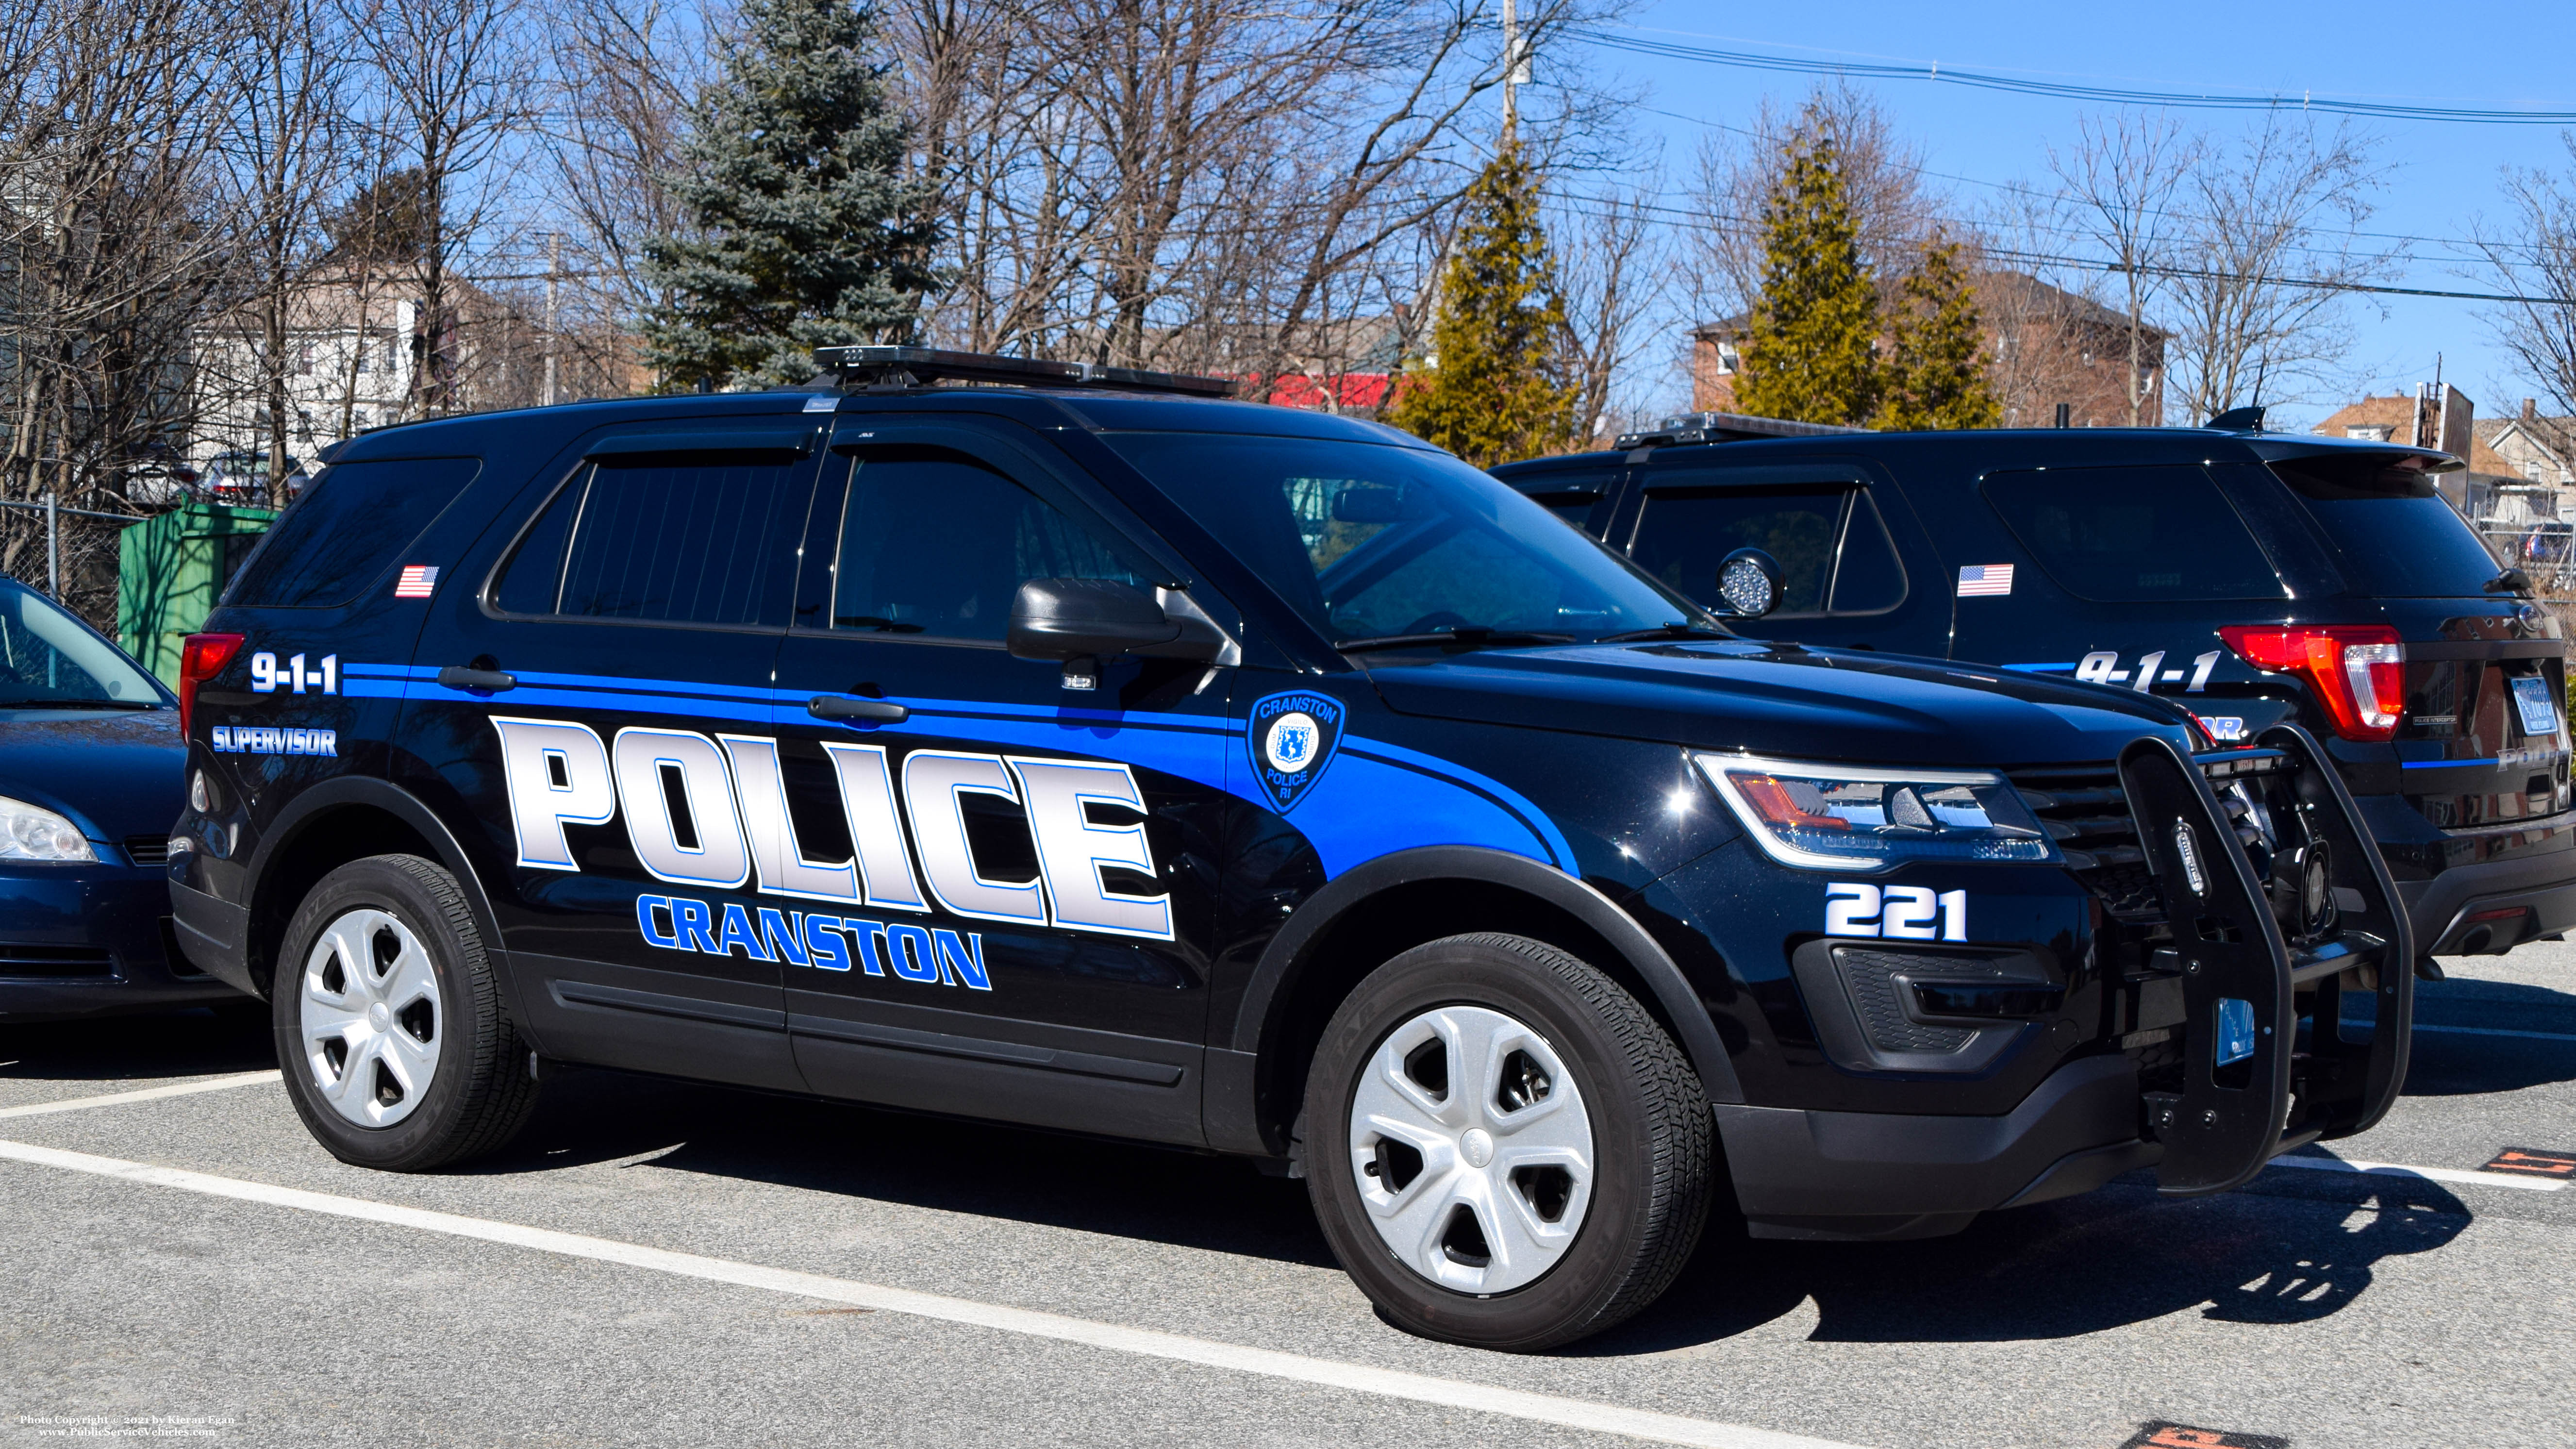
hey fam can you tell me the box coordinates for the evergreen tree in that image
[1383,137,1577,467]
[1874,232,2001,431]
[1734,113,1879,427]
[642,0,938,390]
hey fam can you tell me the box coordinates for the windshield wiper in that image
[1333,628,1574,653]
[0,697,158,710]
[1596,621,1734,643]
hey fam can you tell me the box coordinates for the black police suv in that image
[170,350,2414,1349]
[1493,414,2573,972]
[0,572,236,1019]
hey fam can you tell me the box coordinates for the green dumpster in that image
[118,502,277,686]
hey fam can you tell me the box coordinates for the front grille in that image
[124,835,170,866]
[0,944,115,979]
[2013,766,2163,919]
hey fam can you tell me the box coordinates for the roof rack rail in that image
[1614,411,1871,450]
[813,345,1235,399]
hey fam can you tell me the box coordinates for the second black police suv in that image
[168,350,2414,1349]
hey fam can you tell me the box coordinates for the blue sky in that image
[1563,0,2576,429]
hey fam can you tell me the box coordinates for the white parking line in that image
[2266,1154,2564,1192]
[0,1138,1867,1449]
[0,1071,280,1121]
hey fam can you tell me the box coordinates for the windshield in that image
[1104,432,1708,645]
[0,578,166,707]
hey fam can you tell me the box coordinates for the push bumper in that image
[0,865,245,1020]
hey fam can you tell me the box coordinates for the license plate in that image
[2511,676,2559,738]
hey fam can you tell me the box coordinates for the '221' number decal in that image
[249,651,337,695]
[1827,883,1968,941]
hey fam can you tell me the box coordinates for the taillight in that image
[177,633,244,738]
[2219,624,2406,741]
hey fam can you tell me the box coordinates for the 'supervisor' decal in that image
[636,894,992,989]
[493,718,1175,942]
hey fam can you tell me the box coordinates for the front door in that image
[767,419,1233,1145]
[396,420,823,1091]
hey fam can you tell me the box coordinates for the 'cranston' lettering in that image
[490,717,1173,943]
[633,894,991,990]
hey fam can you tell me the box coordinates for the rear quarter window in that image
[1981,464,2286,603]
[223,457,482,608]
[2269,453,2503,599]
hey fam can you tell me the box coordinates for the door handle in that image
[808,695,907,723]
[436,666,517,693]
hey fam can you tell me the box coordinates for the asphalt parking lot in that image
[3,949,2571,1449]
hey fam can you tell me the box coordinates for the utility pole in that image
[542,232,561,408]
[43,486,58,599]
[1500,0,1528,133]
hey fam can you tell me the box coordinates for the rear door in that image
[1616,457,1949,655]
[765,417,1235,1146]
[396,421,823,1091]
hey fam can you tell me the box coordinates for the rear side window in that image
[1982,465,2285,603]
[1629,483,1907,616]
[2271,454,2503,598]
[493,451,810,627]
[224,457,481,608]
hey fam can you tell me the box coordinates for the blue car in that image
[0,573,239,1019]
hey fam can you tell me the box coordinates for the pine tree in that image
[1874,233,2001,431]
[1734,113,1879,427]
[1383,137,1577,468]
[641,0,939,390]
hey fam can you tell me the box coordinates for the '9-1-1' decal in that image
[489,717,1174,944]
[1827,883,1969,941]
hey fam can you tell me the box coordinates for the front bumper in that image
[0,863,245,1019]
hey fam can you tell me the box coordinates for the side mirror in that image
[1714,548,1783,618]
[1009,579,1182,663]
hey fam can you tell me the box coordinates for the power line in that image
[1573,26,2576,127]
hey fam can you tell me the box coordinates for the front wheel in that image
[273,854,538,1170]
[1303,933,1712,1350]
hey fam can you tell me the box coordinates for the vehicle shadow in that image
[1581,1167,2472,1355]
[2399,975,2576,1096]
[0,1004,273,1083]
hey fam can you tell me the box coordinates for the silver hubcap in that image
[1348,1005,1595,1295]
[299,908,441,1128]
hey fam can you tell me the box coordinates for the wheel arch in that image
[243,778,514,1017]
[1219,846,1741,1158]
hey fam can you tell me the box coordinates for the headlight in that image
[0,795,97,863]
[1693,754,2056,871]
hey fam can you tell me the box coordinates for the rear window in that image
[223,457,481,608]
[1981,465,2286,603]
[2270,454,2503,598]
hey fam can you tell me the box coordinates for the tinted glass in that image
[498,454,806,625]
[2271,455,2503,598]
[1633,486,1840,614]
[1982,465,2285,603]
[0,578,164,706]
[224,457,480,608]
[828,450,1151,641]
[1106,433,1699,643]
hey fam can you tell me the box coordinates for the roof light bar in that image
[1614,411,1872,450]
[813,346,1235,399]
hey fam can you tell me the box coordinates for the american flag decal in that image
[394,565,439,599]
[1956,563,2014,597]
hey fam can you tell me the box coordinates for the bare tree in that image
[2162,115,2395,424]
[1552,181,1668,442]
[2474,133,2576,468]
[2046,110,2201,425]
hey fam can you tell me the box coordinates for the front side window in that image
[1628,482,1906,616]
[1981,465,2286,603]
[0,578,165,706]
[822,448,1153,642]
[1106,433,1702,644]
[493,451,809,627]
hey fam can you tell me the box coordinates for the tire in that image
[272,854,539,1171]
[1303,933,1712,1350]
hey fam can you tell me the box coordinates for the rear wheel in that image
[1303,933,1711,1350]
[273,855,538,1170]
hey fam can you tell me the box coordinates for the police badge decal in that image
[1246,690,1345,813]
